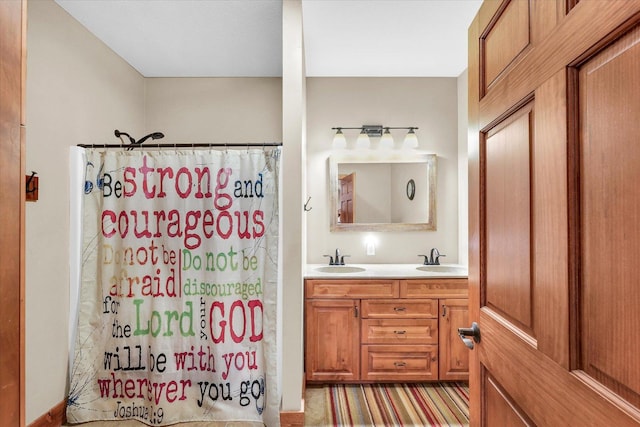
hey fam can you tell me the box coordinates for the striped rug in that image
[325,383,469,426]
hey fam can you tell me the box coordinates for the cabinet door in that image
[305,299,360,382]
[438,298,469,381]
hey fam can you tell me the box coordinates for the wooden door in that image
[439,299,469,381]
[339,173,354,223]
[0,0,25,425]
[305,299,360,382]
[468,1,640,425]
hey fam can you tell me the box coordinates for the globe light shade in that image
[402,128,419,150]
[379,129,394,150]
[332,129,347,149]
[355,130,371,149]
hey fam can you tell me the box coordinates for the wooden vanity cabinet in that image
[305,299,360,382]
[304,279,399,382]
[305,277,468,383]
[438,298,470,381]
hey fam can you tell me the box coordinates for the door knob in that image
[458,322,481,350]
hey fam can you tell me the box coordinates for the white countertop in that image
[304,263,468,279]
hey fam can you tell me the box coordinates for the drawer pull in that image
[394,361,406,367]
[393,307,407,312]
[394,330,407,335]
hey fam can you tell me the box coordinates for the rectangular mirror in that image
[329,153,436,231]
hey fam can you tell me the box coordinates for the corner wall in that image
[281,0,306,412]
[25,0,145,422]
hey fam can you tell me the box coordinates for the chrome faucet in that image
[324,248,350,265]
[418,248,446,265]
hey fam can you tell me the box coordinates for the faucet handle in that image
[339,255,350,265]
[418,255,430,265]
[323,254,335,265]
[434,254,446,265]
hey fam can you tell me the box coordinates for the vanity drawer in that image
[361,299,438,318]
[305,279,399,299]
[361,345,438,381]
[361,319,437,345]
[400,279,468,298]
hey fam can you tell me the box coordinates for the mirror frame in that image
[329,152,437,232]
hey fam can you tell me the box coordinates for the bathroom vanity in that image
[304,264,468,383]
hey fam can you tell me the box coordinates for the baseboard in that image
[280,410,305,427]
[28,399,66,427]
[280,379,305,427]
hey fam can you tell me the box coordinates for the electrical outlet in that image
[366,242,375,256]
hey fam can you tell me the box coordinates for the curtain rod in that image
[76,142,283,149]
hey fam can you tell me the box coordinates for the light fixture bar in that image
[332,125,418,133]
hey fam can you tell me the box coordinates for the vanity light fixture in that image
[331,125,419,150]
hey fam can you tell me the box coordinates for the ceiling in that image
[54,0,482,78]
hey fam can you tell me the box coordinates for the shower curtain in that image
[67,148,281,426]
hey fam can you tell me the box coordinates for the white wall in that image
[306,78,460,264]
[145,78,282,143]
[25,0,145,422]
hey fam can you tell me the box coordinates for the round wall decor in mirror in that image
[406,179,416,200]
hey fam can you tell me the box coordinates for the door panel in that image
[484,104,533,333]
[481,0,531,92]
[469,1,640,426]
[579,24,640,409]
[484,374,532,426]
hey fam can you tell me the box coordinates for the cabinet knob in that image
[394,361,406,367]
[393,307,406,312]
[393,330,406,335]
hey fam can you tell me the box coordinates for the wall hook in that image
[26,171,38,193]
[304,197,312,212]
[26,171,39,202]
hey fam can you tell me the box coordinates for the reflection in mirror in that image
[329,153,436,231]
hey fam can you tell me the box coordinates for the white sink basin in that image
[314,266,366,274]
[416,265,467,274]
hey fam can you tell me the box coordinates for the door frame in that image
[0,0,26,425]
